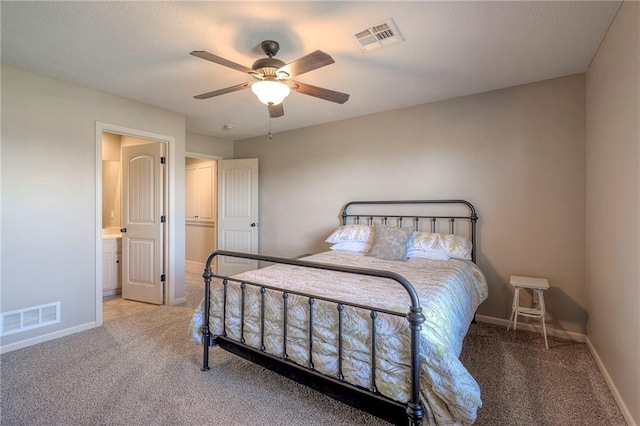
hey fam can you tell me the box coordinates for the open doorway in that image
[183,155,260,277]
[95,123,176,326]
[185,152,220,275]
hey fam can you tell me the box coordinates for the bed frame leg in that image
[201,263,213,372]
[201,317,212,371]
[201,326,210,372]
[407,401,424,425]
[407,306,425,426]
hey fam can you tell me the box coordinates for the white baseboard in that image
[171,296,187,305]
[0,322,96,354]
[586,338,637,426]
[102,288,121,297]
[475,314,586,342]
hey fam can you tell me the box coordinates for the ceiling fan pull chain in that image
[268,117,273,139]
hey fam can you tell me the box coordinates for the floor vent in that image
[1,302,61,336]
[352,18,405,52]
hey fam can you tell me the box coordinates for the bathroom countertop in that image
[102,233,122,239]
[102,228,122,239]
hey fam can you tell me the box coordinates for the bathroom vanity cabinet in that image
[102,237,122,296]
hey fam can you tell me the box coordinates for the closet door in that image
[195,162,215,222]
[185,161,215,223]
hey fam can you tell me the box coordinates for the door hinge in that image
[160,156,166,164]
[161,274,166,282]
[160,215,166,223]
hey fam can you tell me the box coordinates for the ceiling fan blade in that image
[268,103,284,118]
[278,50,334,77]
[290,81,350,104]
[194,82,252,100]
[190,51,254,74]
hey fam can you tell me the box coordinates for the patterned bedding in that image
[190,251,488,425]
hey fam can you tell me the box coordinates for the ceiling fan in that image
[190,40,350,118]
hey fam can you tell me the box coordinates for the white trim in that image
[186,151,222,160]
[95,122,177,327]
[172,297,187,305]
[186,221,215,228]
[95,128,104,326]
[0,322,95,354]
[475,314,586,342]
[586,338,637,426]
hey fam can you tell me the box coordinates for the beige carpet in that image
[0,269,626,425]
[460,323,626,425]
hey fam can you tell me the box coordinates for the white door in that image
[196,162,216,222]
[217,158,259,276]
[121,143,165,304]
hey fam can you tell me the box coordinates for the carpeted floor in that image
[0,269,626,425]
[460,323,626,425]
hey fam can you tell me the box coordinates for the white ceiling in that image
[1,1,621,141]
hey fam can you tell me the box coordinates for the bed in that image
[190,200,488,425]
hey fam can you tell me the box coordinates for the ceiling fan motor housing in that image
[251,57,286,77]
[252,40,289,79]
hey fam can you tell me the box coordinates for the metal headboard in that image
[340,199,478,263]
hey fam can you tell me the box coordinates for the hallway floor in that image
[102,294,157,322]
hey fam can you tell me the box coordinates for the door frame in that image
[95,122,176,326]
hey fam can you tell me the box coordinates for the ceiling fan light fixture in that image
[251,80,291,105]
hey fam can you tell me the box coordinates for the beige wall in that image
[585,1,639,424]
[186,224,215,264]
[186,131,233,158]
[102,132,122,228]
[102,132,121,161]
[235,74,586,334]
[1,65,187,348]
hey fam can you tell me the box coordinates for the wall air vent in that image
[1,302,60,336]
[352,18,405,52]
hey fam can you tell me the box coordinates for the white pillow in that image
[438,233,473,260]
[406,248,451,261]
[329,241,371,253]
[325,224,373,243]
[409,232,473,261]
[408,232,440,251]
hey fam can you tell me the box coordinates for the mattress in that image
[190,251,488,425]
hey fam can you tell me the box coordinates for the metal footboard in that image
[201,250,426,426]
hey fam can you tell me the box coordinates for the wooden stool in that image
[508,275,549,349]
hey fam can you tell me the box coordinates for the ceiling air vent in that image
[352,18,405,52]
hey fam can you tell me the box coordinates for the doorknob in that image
[120,228,127,233]
[250,223,258,227]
